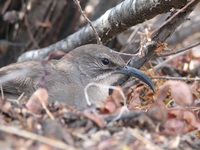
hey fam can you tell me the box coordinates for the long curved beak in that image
[114,66,156,92]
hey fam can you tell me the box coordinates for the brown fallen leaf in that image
[157,81,193,107]
[98,87,123,114]
[147,100,167,124]
[161,118,185,136]
[26,88,49,114]
[170,81,193,107]
[101,98,117,114]
[190,81,200,104]
[161,108,200,135]
[83,111,105,128]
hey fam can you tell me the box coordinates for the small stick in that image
[158,41,200,57]
[151,0,196,37]
[0,125,76,150]
[73,0,102,45]
[0,86,4,99]
[154,51,187,70]
[39,98,55,120]
[152,76,200,81]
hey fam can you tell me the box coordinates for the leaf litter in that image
[0,52,200,150]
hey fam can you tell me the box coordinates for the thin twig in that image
[39,98,55,120]
[1,0,12,14]
[7,92,24,104]
[154,51,187,70]
[37,60,55,120]
[17,92,25,102]
[24,14,40,49]
[0,125,76,150]
[0,86,4,99]
[158,41,200,57]
[73,0,102,45]
[152,76,200,81]
[103,111,144,122]
[0,40,25,47]
[151,0,195,37]
[113,51,139,57]
[121,25,143,53]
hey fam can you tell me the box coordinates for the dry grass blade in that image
[40,99,55,120]
[0,124,77,150]
[130,129,164,150]
[0,85,4,99]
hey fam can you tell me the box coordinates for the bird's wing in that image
[0,61,43,98]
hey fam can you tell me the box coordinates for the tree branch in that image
[128,0,199,69]
[18,0,188,62]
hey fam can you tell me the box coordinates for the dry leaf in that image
[98,87,123,114]
[190,81,200,103]
[162,108,200,135]
[161,118,185,135]
[157,81,193,107]
[170,81,193,107]
[102,99,117,114]
[26,88,49,114]
[83,111,105,128]
[147,100,167,123]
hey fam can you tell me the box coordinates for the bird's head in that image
[67,44,155,92]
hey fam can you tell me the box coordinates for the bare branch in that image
[152,76,200,81]
[18,0,188,62]
[158,41,200,57]
[128,0,199,69]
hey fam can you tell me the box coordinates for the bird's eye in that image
[101,58,110,65]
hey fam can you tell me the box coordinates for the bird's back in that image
[0,59,89,109]
[0,61,44,99]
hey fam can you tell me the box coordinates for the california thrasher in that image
[0,44,155,109]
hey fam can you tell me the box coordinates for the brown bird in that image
[0,44,155,110]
